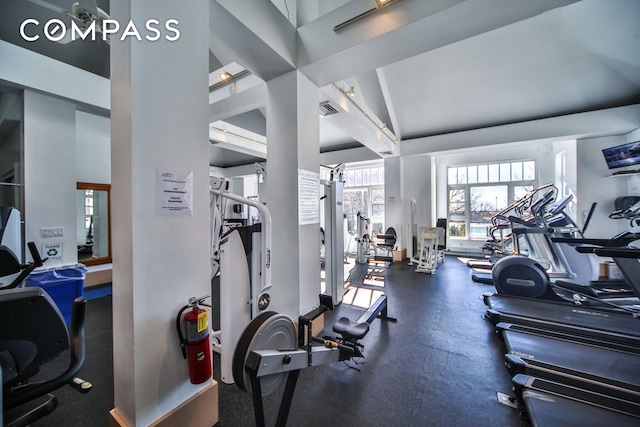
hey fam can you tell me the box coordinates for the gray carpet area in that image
[25,256,528,426]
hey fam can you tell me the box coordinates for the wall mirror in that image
[76,182,111,266]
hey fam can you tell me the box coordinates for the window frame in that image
[447,161,536,241]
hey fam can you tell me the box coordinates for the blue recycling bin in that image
[26,264,86,324]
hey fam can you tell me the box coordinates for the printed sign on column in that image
[156,168,193,216]
[298,169,320,225]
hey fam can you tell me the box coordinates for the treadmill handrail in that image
[595,247,640,259]
[550,237,610,246]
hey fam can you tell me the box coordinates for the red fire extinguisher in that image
[176,298,212,384]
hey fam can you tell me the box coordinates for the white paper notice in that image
[156,168,193,216]
[298,169,320,225]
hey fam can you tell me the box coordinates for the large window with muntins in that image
[447,160,536,240]
[342,165,385,237]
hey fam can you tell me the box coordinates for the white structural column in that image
[384,156,404,251]
[266,70,321,317]
[110,1,213,426]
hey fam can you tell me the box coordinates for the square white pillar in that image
[266,70,321,317]
[110,1,212,425]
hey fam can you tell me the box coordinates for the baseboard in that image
[85,268,113,288]
[109,380,218,427]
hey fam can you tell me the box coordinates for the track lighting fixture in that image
[333,83,398,145]
[209,69,250,91]
[334,0,403,31]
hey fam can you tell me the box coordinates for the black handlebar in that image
[594,247,640,259]
[27,241,45,267]
[4,243,48,289]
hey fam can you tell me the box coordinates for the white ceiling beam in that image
[297,0,580,86]
[321,82,398,156]
[320,146,381,165]
[0,40,109,112]
[376,67,401,141]
[210,0,296,82]
[209,81,266,122]
[354,70,394,135]
[400,104,640,156]
[209,120,267,158]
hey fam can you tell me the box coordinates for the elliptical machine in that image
[492,226,640,304]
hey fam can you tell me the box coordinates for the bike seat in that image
[333,317,369,341]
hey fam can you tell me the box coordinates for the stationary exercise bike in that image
[232,294,396,427]
[1,243,90,427]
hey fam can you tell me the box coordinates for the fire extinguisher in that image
[176,296,212,384]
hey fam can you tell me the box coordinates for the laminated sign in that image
[156,168,193,215]
[298,169,320,225]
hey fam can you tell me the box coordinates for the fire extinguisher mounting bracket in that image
[188,294,211,307]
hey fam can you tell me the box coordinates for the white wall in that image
[384,156,403,249]
[576,132,639,239]
[75,111,112,271]
[552,139,577,198]
[23,90,78,267]
[76,111,111,184]
[399,155,433,256]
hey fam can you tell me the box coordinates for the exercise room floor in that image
[33,256,529,426]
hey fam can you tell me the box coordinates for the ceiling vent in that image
[379,150,394,156]
[319,101,340,117]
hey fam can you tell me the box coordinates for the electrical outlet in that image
[40,227,64,238]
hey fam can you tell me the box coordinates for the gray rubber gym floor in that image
[32,256,529,426]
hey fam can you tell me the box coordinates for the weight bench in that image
[333,295,396,342]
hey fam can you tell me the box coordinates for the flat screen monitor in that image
[602,141,640,170]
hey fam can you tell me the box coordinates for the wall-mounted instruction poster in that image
[298,169,320,225]
[156,168,193,216]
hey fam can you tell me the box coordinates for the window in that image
[325,163,385,247]
[447,161,536,240]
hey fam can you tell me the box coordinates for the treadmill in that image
[485,246,640,350]
[501,325,640,404]
[485,295,640,350]
[512,374,640,426]
[490,247,640,424]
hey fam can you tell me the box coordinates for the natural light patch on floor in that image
[363,271,386,287]
[342,286,385,309]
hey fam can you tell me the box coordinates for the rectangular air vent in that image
[319,101,340,117]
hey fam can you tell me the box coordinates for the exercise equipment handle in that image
[27,241,46,267]
[5,242,47,289]
[594,247,640,259]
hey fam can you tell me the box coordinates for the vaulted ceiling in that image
[1,0,639,168]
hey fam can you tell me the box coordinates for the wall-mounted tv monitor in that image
[602,141,640,170]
